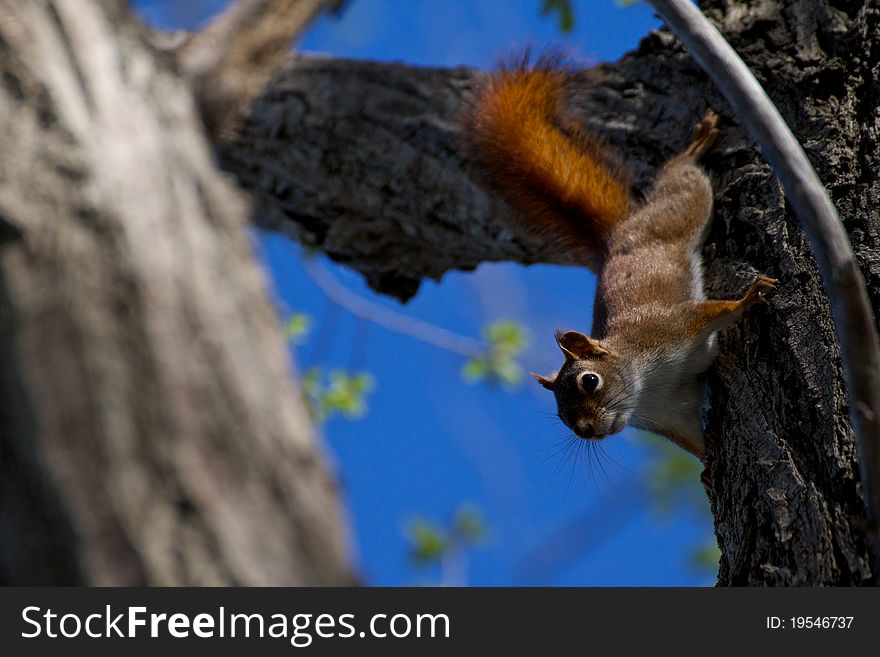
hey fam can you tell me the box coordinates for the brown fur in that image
[466,54,632,266]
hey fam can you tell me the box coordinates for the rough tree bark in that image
[0,0,352,585]
[219,0,879,585]
[1,0,876,586]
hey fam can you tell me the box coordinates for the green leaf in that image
[323,370,375,419]
[690,541,722,573]
[403,505,492,584]
[484,319,528,355]
[540,0,575,33]
[284,313,312,344]
[453,504,487,543]
[405,518,449,565]
[300,366,323,419]
[463,320,529,389]
[301,367,322,394]
[462,357,490,382]
[640,432,710,516]
[301,368,375,422]
[492,357,523,387]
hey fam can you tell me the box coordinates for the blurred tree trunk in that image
[1,0,876,586]
[0,0,352,585]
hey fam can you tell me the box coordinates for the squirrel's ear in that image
[555,330,612,360]
[531,372,557,391]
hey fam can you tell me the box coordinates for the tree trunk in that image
[219,0,878,584]
[0,0,352,585]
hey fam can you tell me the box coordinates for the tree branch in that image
[301,258,486,358]
[177,0,346,137]
[218,51,703,300]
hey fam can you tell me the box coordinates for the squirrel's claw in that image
[745,274,778,306]
[687,109,720,158]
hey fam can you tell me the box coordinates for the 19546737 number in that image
[766,617,854,629]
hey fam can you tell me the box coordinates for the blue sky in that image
[134,0,715,586]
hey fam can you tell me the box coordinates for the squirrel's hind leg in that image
[685,110,720,159]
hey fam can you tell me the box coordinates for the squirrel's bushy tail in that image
[467,56,632,267]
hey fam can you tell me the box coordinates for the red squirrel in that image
[466,57,776,459]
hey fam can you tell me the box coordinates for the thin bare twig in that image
[648,0,880,564]
[176,0,345,137]
[301,258,487,360]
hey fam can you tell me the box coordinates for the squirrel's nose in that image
[577,420,595,438]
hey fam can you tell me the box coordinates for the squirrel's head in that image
[533,330,631,441]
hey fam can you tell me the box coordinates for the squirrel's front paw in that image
[744,275,778,306]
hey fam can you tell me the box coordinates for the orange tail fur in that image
[467,56,633,268]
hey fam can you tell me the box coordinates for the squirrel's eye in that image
[578,372,601,393]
